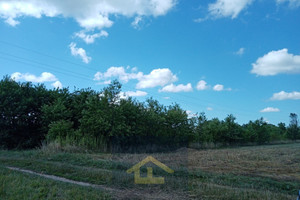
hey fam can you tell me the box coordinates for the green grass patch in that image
[0,143,299,199]
[0,166,111,200]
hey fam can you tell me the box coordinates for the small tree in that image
[196,112,207,143]
[222,114,242,144]
[287,113,299,140]
[278,122,286,136]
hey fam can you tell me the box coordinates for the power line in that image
[0,40,99,72]
[0,41,258,118]
[0,53,210,108]
[0,55,92,82]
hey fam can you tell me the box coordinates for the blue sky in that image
[0,0,299,125]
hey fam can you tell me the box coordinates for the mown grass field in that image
[0,143,299,199]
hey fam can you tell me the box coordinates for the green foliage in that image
[243,118,270,144]
[0,166,111,200]
[0,76,53,149]
[0,76,297,150]
[47,120,75,145]
[286,113,300,140]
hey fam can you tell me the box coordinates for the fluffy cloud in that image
[271,91,300,100]
[69,43,91,64]
[0,0,176,29]
[11,72,62,89]
[196,80,209,90]
[94,67,177,89]
[276,0,300,7]
[0,1,58,27]
[159,83,193,93]
[251,49,300,76]
[75,30,108,44]
[94,66,143,83]
[208,0,253,19]
[51,81,63,89]
[260,107,280,113]
[136,68,178,89]
[120,90,148,98]
[11,72,57,83]
[213,84,224,91]
[196,80,231,92]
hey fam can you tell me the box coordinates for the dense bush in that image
[0,76,54,149]
[0,76,298,150]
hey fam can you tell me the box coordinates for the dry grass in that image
[187,143,300,182]
[1,143,299,199]
[110,143,300,199]
[111,143,300,182]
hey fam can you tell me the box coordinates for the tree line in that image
[0,76,299,151]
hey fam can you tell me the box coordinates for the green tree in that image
[287,113,299,140]
[165,103,191,145]
[278,122,286,136]
[243,118,270,144]
[196,112,207,143]
[202,118,223,144]
[221,114,242,144]
[0,76,52,149]
[47,120,75,145]
[80,94,110,148]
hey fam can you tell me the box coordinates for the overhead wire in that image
[0,41,258,118]
[0,40,98,72]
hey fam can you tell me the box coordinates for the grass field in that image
[0,143,299,199]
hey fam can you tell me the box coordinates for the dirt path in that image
[6,166,187,200]
[7,166,119,192]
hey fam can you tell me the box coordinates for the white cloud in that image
[76,14,113,30]
[94,66,143,83]
[11,72,22,80]
[94,67,179,90]
[69,42,91,64]
[186,110,197,118]
[271,91,300,101]
[213,84,224,91]
[235,47,245,55]
[124,90,148,97]
[5,17,20,26]
[131,16,143,29]
[94,72,103,81]
[159,83,193,93]
[51,81,63,89]
[196,80,209,90]
[75,30,108,44]
[196,80,231,92]
[11,72,62,88]
[251,49,300,76]
[260,107,280,113]
[120,90,147,99]
[136,68,178,89]
[277,0,300,7]
[163,96,170,99]
[0,0,176,29]
[11,72,57,83]
[208,0,253,19]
